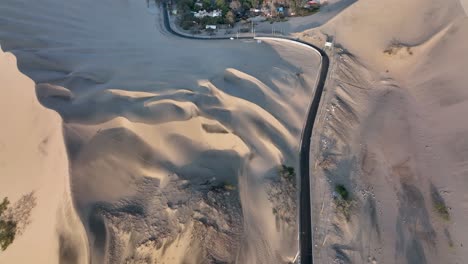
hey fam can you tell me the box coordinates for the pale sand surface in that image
[0,49,88,263]
[0,0,320,263]
[298,0,468,263]
[2,0,468,263]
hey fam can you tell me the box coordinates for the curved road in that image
[160,4,330,263]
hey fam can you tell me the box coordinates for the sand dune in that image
[3,0,466,262]
[300,0,468,263]
[0,48,88,263]
[0,0,321,263]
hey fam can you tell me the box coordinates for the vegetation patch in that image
[0,192,37,251]
[0,197,17,251]
[335,184,349,200]
[222,183,236,191]
[333,184,353,221]
[430,184,450,221]
[267,164,297,227]
[293,6,320,17]
[433,201,450,221]
[211,181,237,192]
[279,164,295,183]
[174,0,322,32]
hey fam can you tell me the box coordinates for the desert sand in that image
[0,48,89,263]
[299,0,468,263]
[0,0,320,263]
[2,0,468,263]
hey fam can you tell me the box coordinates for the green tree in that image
[202,0,212,9]
[215,0,226,8]
[177,0,194,14]
[214,0,229,15]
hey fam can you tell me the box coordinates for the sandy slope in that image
[298,0,468,263]
[0,48,88,263]
[0,0,321,263]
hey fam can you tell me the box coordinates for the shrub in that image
[433,201,450,221]
[0,221,16,251]
[335,184,349,200]
[279,165,295,182]
[0,197,17,251]
[333,185,352,221]
[0,198,8,215]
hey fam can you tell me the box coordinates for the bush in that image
[433,201,450,221]
[335,184,349,200]
[0,197,17,251]
[333,185,353,221]
[279,165,295,182]
[0,198,8,215]
[0,221,16,251]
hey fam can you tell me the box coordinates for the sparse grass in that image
[335,199,352,222]
[223,183,236,191]
[211,182,236,192]
[430,184,450,221]
[433,201,450,221]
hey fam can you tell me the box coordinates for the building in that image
[193,9,222,18]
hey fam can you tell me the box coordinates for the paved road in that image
[160,4,330,263]
[297,41,329,264]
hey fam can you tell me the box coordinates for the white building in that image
[193,9,222,18]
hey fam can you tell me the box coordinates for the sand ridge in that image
[300,0,468,263]
[0,48,89,263]
[0,0,321,263]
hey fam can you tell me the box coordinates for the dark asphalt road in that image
[297,41,329,264]
[160,4,330,263]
